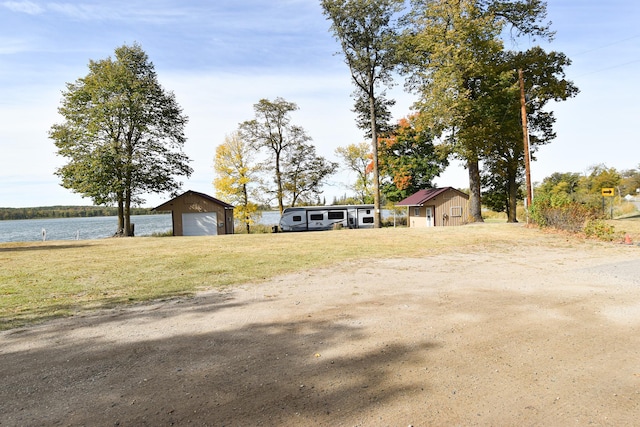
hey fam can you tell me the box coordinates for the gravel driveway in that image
[2,233,639,426]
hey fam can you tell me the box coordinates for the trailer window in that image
[362,217,374,224]
[328,211,344,220]
[292,215,302,222]
[310,214,324,221]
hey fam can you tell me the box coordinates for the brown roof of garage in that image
[153,190,234,211]
[396,187,468,206]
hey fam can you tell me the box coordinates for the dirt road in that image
[2,228,639,426]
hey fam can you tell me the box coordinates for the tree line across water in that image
[0,206,157,221]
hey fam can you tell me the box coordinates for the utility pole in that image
[518,69,533,209]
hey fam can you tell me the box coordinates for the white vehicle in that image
[279,205,375,232]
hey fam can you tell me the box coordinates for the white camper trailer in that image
[279,205,375,232]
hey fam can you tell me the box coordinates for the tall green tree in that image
[620,166,640,197]
[239,98,309,214]
[403,0,553,222]
[482,47,578,222]
[213,131,261,234]
[282,142,338,207]
[335,142,374,203]
[321,0,404,227]
[352,93,396,139]
[583,164,621,195]
[479,80,528,222]
[535,172,582,200]
[239,98,335,213]
[403,0,504,222]
[50,43,192,236]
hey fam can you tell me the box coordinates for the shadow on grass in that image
[615,213,640,220]
[0,293,437,426]
[0,290,230,331]
[0,244,92,252]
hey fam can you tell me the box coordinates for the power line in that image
[570,34,640,57]
[560,33,640,78]
[576,58,640,78]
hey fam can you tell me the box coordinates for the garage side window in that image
[450,206,463,217]
[414,207,421,216]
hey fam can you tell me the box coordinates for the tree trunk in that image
[467,157,484,223]
[275,150,284,215]
[242,183,251,234]
[369,93,381,228]
[123,138,134,236]
[124,188,133,236]
[116,197,125,236]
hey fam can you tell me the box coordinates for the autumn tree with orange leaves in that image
[378,115,449,202]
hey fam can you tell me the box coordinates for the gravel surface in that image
[1,234,639,426]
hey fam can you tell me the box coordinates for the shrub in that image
[382,215,407,227]
[583,219,617,241]
[234,224,275,234]
[529,194,601,233]
[150,230,174,237]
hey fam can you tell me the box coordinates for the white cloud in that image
[0,37,32,54]
[47,2,124,21]
[1,1,43,14]
[44,2,197,24]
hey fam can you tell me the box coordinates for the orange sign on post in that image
[601,188,615,197]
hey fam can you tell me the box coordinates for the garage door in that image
[182,212,218,236]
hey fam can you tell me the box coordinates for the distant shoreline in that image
[0,206,159,221]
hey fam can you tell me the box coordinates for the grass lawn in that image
[1,221,636,331]
[611,214,640,236]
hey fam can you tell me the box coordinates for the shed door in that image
[425,207,433,227]
[182,212,218,236]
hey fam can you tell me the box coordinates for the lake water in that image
[0,215,174,243]
[0,212,282,243]
[0,210,402,243]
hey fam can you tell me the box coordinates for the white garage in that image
[182,212,218,236]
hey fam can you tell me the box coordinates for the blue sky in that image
[1,0,639,208]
